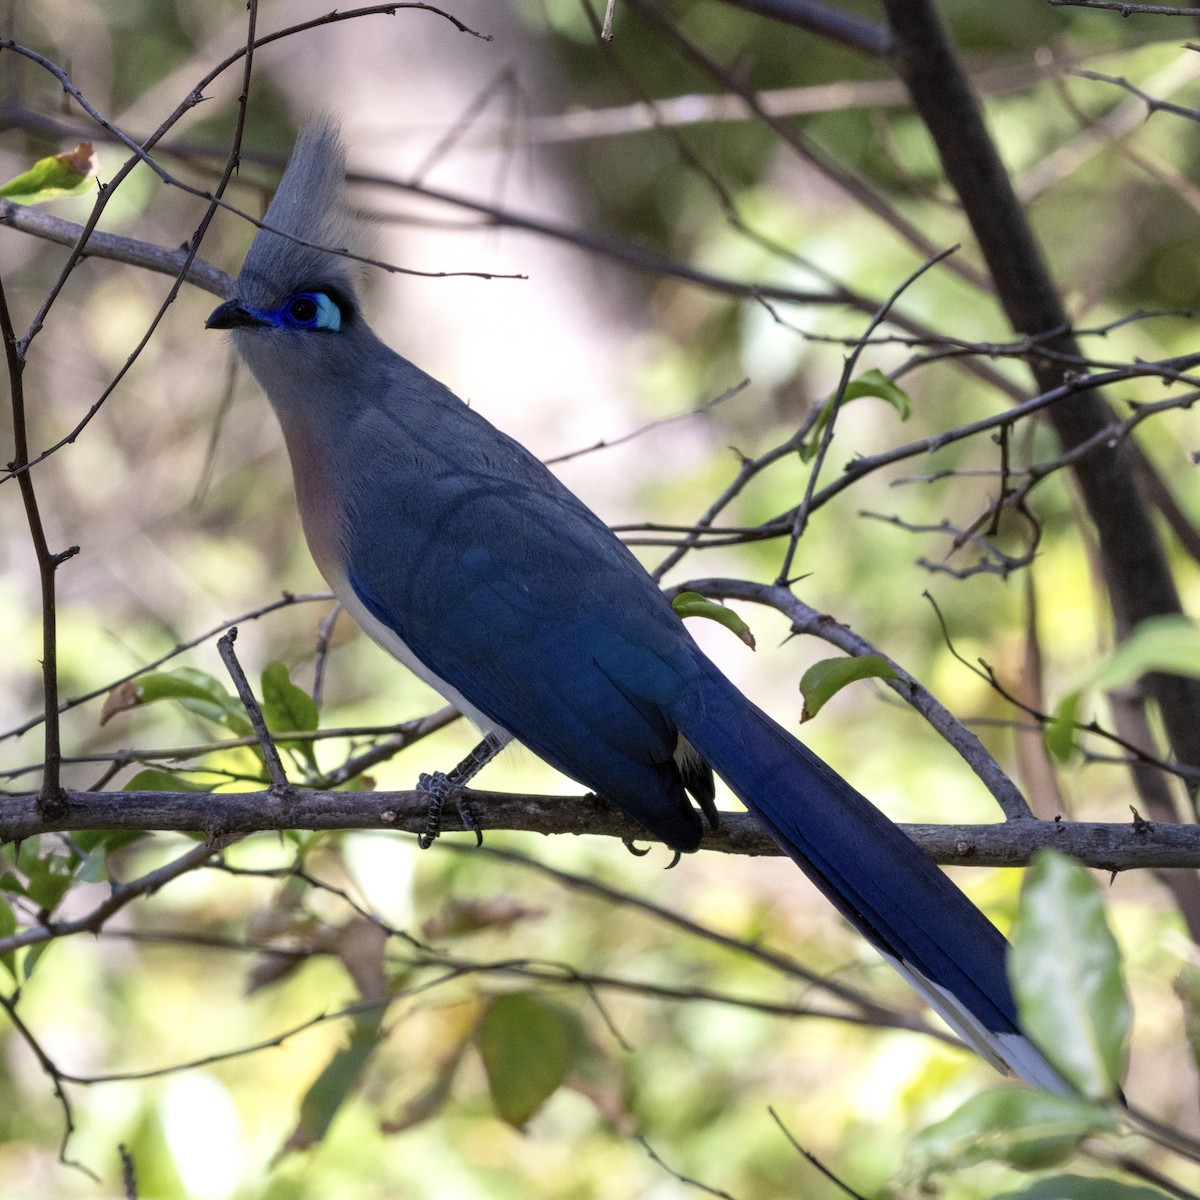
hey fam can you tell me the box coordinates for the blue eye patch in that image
[248,291,343,332]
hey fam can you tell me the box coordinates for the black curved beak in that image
[206,299,267,330]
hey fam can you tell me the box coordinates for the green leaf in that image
[1085,615,1200,692]
[21,940,51,983]
[672,592,756,649]
[261,662,318,733]
[841,367,912,416]
[12,839,42,876]
[909,1088,1116,1179]
[799,654,899,721]
[124,768,217,794]
[476,993,574,1127]
[1044,690,1080,763]
[0,143,98,205]
[70,830,153,884]
[0,897,16,983]
[261,662,319,769]
[23,853,75,916]
[73,829,150,854]
[800,368,911,461]
[996,1174,1175,1199]
[282,1018,382,1155]
[1049,616,1200,761]
[1174,965,1200,1081]
[1010,850,1131,1099]
[103,667,252,737]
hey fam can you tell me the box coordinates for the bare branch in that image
[1049,0,1200,13]
[217,628,290,789]
[674,577,1034,819]
[0,201,231,295]
[0,270,75,812]
[0,788,1194,868]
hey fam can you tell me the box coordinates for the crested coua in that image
[207,119,1068,1091]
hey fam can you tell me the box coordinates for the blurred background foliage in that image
[3,0,1200,1196]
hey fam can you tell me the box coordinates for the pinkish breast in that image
[277,413,348,585]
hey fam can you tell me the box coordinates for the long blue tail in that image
[673,660,1069,1091]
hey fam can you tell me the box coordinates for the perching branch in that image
[0,787,1194,869]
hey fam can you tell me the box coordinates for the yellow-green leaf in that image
[1086,615,1200,691]
[800,654,899,721]
[908,1088,1115,1180]
[124,768,217,794]
[261,662,318,734]
[476,993,573,1127]
[672,592,756,649]
[800,368,911,461]
[1044,690,1080,763]
[1048,616,1200,762]
[281,1018,382,1156]
[101,667,252,738]
[997,1176,1175,1200]
[841,367,912,416]
[261,661,319,768]
[0,143,98,205]
[1010,850,1130,1100]
[0,898,16,983]
[1174,965,1200,1081]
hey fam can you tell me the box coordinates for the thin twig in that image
[673,576,1034,819]
[768,1108,871,1200]
[0,273,76,812]
[1049,0,1200,13]
[776,245,958,583]
[0,591,331,743]
[217,629,289,789]
[0,992,97,1178]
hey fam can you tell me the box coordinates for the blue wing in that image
[345,460,709,849]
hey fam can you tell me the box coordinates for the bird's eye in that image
[277,291,342,332]
[288,296,318,324]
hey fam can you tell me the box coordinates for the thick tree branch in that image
[877,0,1200,786]
[0,788,1193,869]
[0,200,232,297]
[702,0,1200,803]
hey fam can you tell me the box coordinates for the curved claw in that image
[455,795,484,848]
[622,838,651,857]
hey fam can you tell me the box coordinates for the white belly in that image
[327,566,511,744]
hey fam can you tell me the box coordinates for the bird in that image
[206,118,1068,1092]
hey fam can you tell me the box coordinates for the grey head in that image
[206,118,370,389]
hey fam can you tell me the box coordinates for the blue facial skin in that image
[257,291,343,332]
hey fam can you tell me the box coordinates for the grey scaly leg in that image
[417,730,507,848]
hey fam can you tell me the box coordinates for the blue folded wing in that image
[346,473,708,848]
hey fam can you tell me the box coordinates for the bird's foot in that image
[416,771,482,849]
